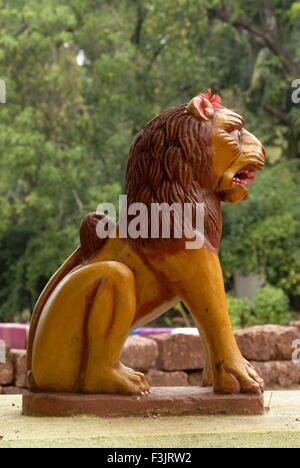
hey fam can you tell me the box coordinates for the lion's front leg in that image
[168,249,264,394]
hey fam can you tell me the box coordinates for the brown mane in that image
[125,104,222,251]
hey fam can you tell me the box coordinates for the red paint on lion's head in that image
[197,89,224,110]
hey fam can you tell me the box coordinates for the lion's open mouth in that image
[232,168,257,190]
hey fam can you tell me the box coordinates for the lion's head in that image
[187,90,266,203]
[125,90,265,250]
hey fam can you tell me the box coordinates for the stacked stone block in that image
[1,323,300,394]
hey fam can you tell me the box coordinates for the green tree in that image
[208,0,300,159]
[0,0,299,320]
[221,161,300,306]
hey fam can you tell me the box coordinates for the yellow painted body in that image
[29,237,263,395]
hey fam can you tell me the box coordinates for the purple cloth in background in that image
[134,328,172,337]
[0,323,29,349]
[0,323,173,349]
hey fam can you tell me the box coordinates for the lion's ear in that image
[186,96,214,122]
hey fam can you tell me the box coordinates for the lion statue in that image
[26,90,265,395]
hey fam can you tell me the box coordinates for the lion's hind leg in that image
[31,261,149,394]
[81,261,149,394]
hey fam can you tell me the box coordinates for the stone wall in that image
[0,348,27,394]
[1,323,300,394]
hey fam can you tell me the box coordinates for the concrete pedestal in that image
[22,387,265,418]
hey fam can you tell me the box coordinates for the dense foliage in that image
[221,160,300,307]
[227,284,291,329]
[0,0,299,321]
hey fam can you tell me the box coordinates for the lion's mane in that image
[125,104,222,251]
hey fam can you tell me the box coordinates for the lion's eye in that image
[230,129,241,141]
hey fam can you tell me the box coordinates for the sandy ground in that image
[0,390,300,448]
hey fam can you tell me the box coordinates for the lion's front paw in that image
[213,358,264,395]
